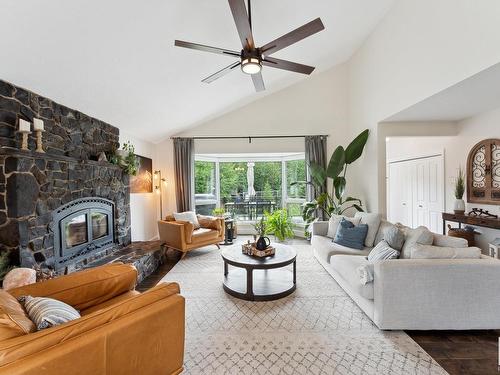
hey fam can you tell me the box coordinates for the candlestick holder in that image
[35,129,45,153]
[18,130,31,151]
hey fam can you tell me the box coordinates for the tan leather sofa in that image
[0,263,185,375]
[158,215,224,256]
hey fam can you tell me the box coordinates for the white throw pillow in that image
[326,215,361,238]
[173,211,200,229]
[411,244,482,259]
[399,226,434,259]
[354,212,381,247]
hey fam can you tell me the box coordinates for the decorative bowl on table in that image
[242,242,276,257]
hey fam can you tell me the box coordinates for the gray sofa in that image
[311,220,500,330]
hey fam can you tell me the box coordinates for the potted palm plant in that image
[292,129,370,232]
[454,166,466,214]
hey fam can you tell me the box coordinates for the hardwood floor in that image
[408,330,500,375]
[137,240,500,375]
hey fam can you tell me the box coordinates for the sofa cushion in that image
[354,212,381,247]
[192,227,218,242]
[80,290,140,316]
[432,233,468,248]
[368,240,400,262]
[327,215,361,238]
[399,225,434,259]
[334,218,368,250]
[0,290,36,340]
[330,255,374,300]
[411,244,482,259]
[384,225,405,251]
[312,235,371,264]
[173,211,200,229]
[374,220,395,246]
[19,295,81,330]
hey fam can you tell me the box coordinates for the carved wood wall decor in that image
[467,138,500,205]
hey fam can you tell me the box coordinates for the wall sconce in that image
[154,170,166,219]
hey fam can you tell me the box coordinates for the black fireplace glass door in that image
[65,214,88,248]
[91,211,108,240]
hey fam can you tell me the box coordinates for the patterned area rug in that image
[160,239,447,375]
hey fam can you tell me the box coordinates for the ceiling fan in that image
[174,0,325,92]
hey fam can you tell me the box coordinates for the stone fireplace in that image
[0,79,131,273]
[52,197,116,271]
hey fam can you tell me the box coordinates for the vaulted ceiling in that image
[1,0,394,142]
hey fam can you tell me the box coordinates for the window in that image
[194,153,306,223]
[285,159,307,221]
[194,160,217,215]
[467,138,500,205]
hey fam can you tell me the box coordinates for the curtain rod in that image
[170,135,328,140]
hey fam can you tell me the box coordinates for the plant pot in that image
[256,236,270,250]
[453,198,465,214]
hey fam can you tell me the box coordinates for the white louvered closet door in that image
[388,155,444,233]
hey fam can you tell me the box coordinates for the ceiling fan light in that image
[241,57,262,74]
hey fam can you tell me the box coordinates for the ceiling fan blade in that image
[260,18,325,56]
[262,57,315,75]
[175,40,241,58]
[202,61,241,83]
[228,0,255,50]
[251,72,265,92]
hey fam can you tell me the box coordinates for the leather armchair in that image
[0,263,185,375]
[158,215,224,256]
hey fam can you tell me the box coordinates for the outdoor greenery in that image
[194,159,306,211]
[194,161,216,196]
[293,129,370,230]
[264,209,295,241]
[454,166,465,199]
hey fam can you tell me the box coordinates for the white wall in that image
[120,131,159,241]
[386,107,500,251]
[154,138,177,217]
[348,0,500,213]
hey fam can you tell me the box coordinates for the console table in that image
[442,212,500,235]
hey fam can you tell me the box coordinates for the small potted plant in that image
[212,208,226,218]
[108,141,140,176]
[253,217,270,250]
[454,166,466,214]
[265,209,295,242]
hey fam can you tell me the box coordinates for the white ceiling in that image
[385,62,500,122]
[1,0,394,142]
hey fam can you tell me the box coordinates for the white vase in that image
[453,198,465,214]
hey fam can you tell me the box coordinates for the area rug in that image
[160,239,447,375]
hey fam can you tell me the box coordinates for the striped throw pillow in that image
[19,296,80,330]
[367,240,400,262]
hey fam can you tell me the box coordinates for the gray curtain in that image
[173,137,194,213]
[305,135,327,220]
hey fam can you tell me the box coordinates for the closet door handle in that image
[402,203,406,206]
[418,204,423,208]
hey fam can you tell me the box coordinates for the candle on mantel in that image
[33,118,44,131]
[18,119,31,133]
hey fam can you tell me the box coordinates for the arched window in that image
[467,138,500,205]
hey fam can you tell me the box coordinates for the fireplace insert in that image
[52,197,115,271]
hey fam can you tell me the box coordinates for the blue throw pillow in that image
[333,218,369,250]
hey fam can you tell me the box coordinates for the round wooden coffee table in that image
[221,244,296,301]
